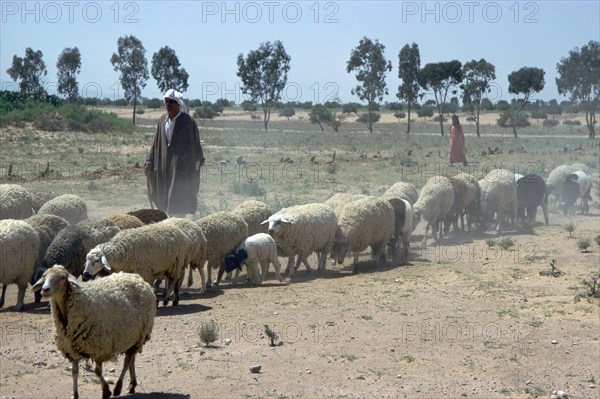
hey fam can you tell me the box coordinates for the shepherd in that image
[144,89,205,217]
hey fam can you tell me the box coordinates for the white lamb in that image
[32,265,155,399]
[0,219,40,310]
[216,233,283,285]
[413,176,454,243]
[332,196,395,273]
[262,203,337,278]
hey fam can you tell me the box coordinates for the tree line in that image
[6,37,598,138]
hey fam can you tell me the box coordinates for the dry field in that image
[1,108,599,399]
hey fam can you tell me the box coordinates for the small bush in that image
[230,181,266,197]
[485,238,496,248]
[199,321,219,347]
[574,271,600,303]
[264,324,280,347]
[594,234,600,247]
[564,222,576,237]
[577,238,592,252]
[498,236,515,250]
[539,259,563,277]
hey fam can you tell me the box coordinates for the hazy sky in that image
[1,1,598,104]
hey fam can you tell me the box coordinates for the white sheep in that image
[413,176,454,242]
[0,184,34,220]
[381,181,419,206]
[196,212,248,288]
[262,203,337,278]
[0,219,40,310]
[32,265,155,399]
[38,194,88,225]
[546,164,576,206]
[332,196,395,272]
[83,221,189,306]
[24,214,70,286]
[161,217,208,292]
[324,193,367,215]
[443,173,480,233]
[478,169,517,232]
[231,200,272,236]
[217,233,283,285]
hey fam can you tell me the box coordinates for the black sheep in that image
[516,174,549,225]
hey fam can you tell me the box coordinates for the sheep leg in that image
[541,201,549,225]
[71,360,79,399]
[299,255,312,272]
[94,361,111,399]
[352,252,360,273]
[0,284,7,308]
[272,258,283,282]
[128,353,137,394]
[14,284,26,311]
[318,249,328,271]
[402,239,410,263]
[206,262,213,288]
[187,265,194,288]
[114,350,136,396]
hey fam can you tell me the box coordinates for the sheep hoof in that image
[113,380,122,396]
[101,385,112,399]
[128,379,137,394]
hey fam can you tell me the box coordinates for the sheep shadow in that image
[155,303,212,317]
[122,393,190,399]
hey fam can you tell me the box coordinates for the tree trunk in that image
[512,120,518,138]
[437,103,444,136]
[586,108,596,139]
[132,95,137,125]
[263,103,269,131]
[318,121,324,131]
[406,103,411,134]
[367,104,373,133]
[475,103,481,137]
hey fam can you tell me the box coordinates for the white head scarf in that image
[163,89,188,114]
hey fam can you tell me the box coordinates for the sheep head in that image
[261,216,292,237]
[82,247,111,281]
[32,265,77,297]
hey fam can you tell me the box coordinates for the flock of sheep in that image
[0,161,594,398]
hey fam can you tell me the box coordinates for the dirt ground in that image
[1,199,599,399]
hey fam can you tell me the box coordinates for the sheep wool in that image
[32,265,155,399]
[263,203,337,277]
[478,169,517,231]
[25,214,70,280]
[333,196,395,272]
[381,182,419,206]
[84,221,189,305]
[105,214,145,230]
[127,208,168,224]
[324,193,367,215]
[196,212,248,287]
[0,219,40,310]
[413,176,454,242]
[161,217,207,291]
[38,194,88,225]
[231,200,272,236]
[0,184,34,220]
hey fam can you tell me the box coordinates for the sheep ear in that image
[260,220,269,225]
[280,218,292,224]
[101,255,111,271]
[31,276,45,292]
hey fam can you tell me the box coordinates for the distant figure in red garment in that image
[450,114,467,166]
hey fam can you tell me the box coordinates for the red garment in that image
[450,124,466,163]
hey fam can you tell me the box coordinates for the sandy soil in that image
[1,200,598,399]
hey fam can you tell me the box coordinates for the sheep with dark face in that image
[561,171,593,215]
[386,197,413,263]
[216,233,283,286]
[516,174,549,225]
